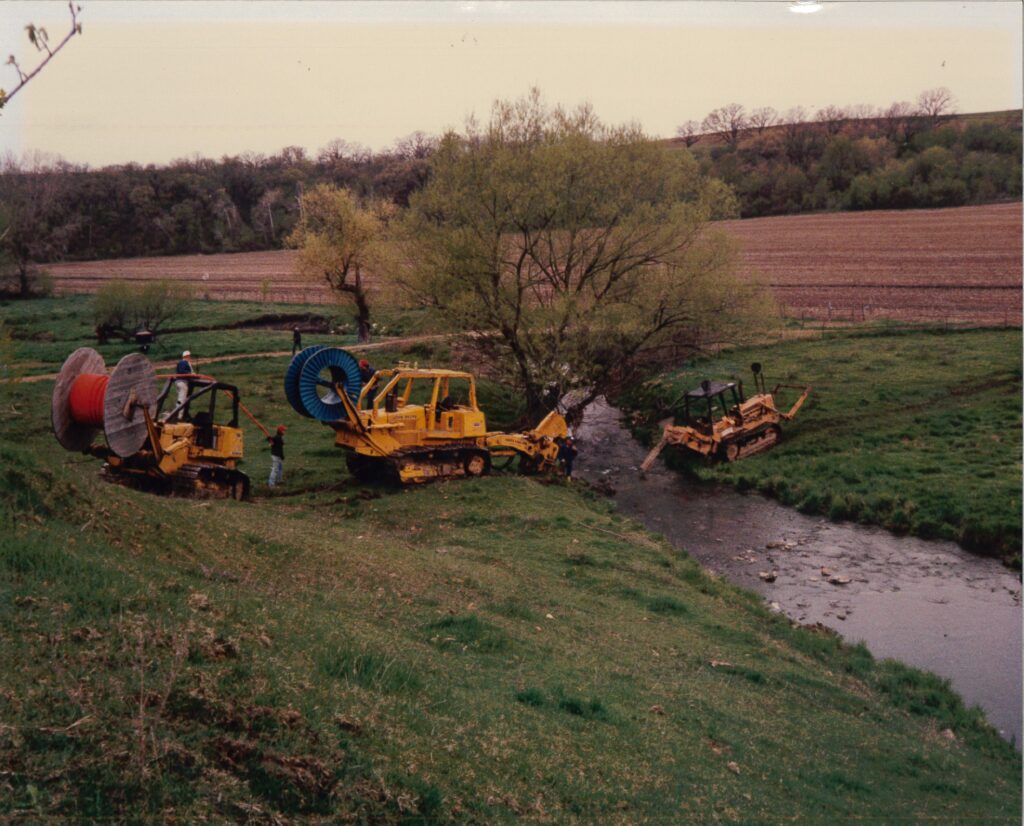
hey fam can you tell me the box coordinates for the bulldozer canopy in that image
[686,380,736,400]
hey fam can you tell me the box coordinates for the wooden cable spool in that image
[51,349,159,457]
[103,353,158,457]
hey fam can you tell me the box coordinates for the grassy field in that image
[620,327,1022,565]
[0,299,1020,821]
[0,295,435,377]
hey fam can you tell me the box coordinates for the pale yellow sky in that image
[1,1,1020,167]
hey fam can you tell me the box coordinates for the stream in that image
[574,398,1022,744]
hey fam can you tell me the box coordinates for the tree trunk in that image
[354,285,371,343]
[17,262,31,297]
[346,266,372,343]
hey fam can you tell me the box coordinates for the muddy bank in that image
[574,398,1022,743]
[166,312,331,335]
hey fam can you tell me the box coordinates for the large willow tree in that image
[404,90,771,424]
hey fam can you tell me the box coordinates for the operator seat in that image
[192,411,216,449]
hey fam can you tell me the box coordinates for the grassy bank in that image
[0,305,1020,821]
[619,327,1022,564]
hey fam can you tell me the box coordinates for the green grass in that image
[620,327,1022,564]
[0,299,1019,821]
[0,295,435,375]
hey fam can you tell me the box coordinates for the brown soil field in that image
[720,202,1022,325]
[46,203,1022,325]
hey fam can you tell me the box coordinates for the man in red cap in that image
[267,424,286,487]
[358,359,376,384]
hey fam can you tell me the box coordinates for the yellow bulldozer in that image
[284,346,567,484]
[640,362,810,472]
[52,348,252,498]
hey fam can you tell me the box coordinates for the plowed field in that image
[720,203,1021,325]
[46,203,1022,325]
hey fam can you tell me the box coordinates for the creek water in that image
[574,399,1022,744]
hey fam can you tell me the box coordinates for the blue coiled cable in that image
[297,347,364,421]
[283,345,326,418]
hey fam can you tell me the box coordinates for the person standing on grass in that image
[292,327,302,355]
[558,436,578,480]
[267,425,286,487]
[175,350,193,410]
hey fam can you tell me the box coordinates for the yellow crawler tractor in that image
[52,348,251,498]
[284,347,567,484]
[640,363,810,472]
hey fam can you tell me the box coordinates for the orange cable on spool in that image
[68,373,109,426]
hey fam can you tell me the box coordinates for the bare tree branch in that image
[1,2,83,111]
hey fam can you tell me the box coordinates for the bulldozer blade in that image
[639,435,669,474]
[531,410,568,440]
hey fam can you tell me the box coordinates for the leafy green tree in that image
[288,185,393,342]
[817,136,872,194]
[771,165,811,214]
[403,90,770,424]
[92,279,192,343]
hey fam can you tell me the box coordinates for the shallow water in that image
[574,398,1022,744]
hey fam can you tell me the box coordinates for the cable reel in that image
[52,348,158,457]
[284,346,364,421]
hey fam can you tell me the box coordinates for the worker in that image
[292,327,302,355]
[175,350,193,410]
[436,393,454,424]
[358,359,376,384]
[267,424,286,487]
[558,436,578,480]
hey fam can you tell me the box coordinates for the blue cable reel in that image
[298,347,364,421]
[284,345,326,418]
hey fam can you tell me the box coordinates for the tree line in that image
[1,89,1020,297]
[0,133,437,294]
[679,89,1022,217]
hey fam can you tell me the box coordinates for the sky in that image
[0,0,1020,168]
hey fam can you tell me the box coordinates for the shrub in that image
[92,279,193,342]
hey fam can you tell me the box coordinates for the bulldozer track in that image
[172,464,251,499]
[347,444,492,485]
[723,426,781,462]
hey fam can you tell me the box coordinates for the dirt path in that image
[17,333,451,384]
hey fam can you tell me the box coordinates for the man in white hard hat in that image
[175,350,194,412]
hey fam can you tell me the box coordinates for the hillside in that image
[667,109,1023,152]
[673,108,1022,218]
[0,307,1020,821]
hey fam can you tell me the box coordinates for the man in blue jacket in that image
[176,350,193,410]
[558,436,578,480]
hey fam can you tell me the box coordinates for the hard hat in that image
[182,350,191,357]
[276,424,287,433]
[359,359,369,368]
